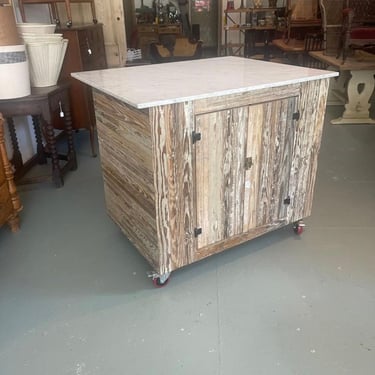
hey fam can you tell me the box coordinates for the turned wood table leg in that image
[18,0,26,22]
[5,117,23,172]
[31,115,47,165]
[0,115,22,232]
[63,103,77,170]
[64,0,73,27]
[7,214,20,233]
[50,3,60,25]
[90,0,97,23]
[331,70,375,124]
[43,118,63,187]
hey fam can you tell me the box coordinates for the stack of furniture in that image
[0,113,22,232]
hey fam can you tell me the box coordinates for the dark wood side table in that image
[0,82,77,187]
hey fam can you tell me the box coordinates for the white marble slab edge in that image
[72,56,338,109]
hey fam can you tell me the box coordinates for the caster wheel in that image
[293,221,305,235]
[93,18,98,24]
[152,276,170,288]
[66,20,72,28]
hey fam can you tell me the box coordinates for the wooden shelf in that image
[225,7,284,13]
[223,6,284,57]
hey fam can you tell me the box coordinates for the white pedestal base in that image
[331,70,375,125]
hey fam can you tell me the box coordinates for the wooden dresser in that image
[137,24,182,59]
[58,23,107,156]
[0,113,22,232]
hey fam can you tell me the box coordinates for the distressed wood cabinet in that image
[72,57,337,281]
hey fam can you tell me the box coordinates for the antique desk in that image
[310,50,375,124]
[72,57,337,285]
[0,82,77,187]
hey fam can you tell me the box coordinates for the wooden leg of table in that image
[43,119,63,187]
[1,121,22,231]
[31,115,47,165]
[65,0,73,27]
[63,106,77,170]
[90,0,97,23]
[18,0,26,22]
[331,70,375,124]
[50,3,60,25]
[5,117,23,172]
[7,214,20,233]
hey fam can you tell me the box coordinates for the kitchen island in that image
[72,56,337,285]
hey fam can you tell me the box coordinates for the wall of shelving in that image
[221,0,286,57]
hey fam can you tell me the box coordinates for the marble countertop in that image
[72,56,338,109]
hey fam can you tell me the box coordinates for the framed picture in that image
[193,0,210,12]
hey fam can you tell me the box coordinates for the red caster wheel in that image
[293,220,305,235]
[150,272,171,288]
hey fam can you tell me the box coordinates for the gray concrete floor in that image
[0,105,375,375]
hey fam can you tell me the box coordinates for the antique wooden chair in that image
[284,0,322,42]
[337,1,375,62]
[302,32,326,68]
[319,0,345,54]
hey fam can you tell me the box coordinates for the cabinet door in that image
[78,26,107,71]
[194,96,298,249]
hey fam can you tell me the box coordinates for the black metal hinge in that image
[194,227,202,237]
[192,131,201,144]
[293,111,300,121]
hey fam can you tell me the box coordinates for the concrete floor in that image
[0,105,374,375]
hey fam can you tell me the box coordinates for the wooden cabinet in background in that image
[58,23,107,156]
[137,23,182,59]
[0,113,22,232]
